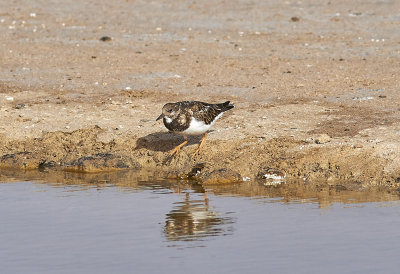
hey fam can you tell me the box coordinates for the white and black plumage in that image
[156,101,234,156]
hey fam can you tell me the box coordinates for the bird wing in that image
[192,102,230,125]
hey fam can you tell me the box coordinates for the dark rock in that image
[99,36,112,42]
[38,160,57,169]
[187,163,206,178]
[15,103,26,109]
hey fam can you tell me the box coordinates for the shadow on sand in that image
[135,131,203,152]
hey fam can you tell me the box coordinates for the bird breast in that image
[183,113,224,135]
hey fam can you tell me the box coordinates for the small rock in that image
[99,36,112,42]
[257,167,285,180]
[15,103,25,109]
[187,163,206,178]
[315,134,331,144]
[257,168,286,186]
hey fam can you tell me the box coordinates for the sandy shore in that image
[1,0,400,188]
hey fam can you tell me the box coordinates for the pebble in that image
[99,36,112,42]
[263,173,285,180]
[353,96,374,101]
[315,134,331,144]
[15,103,25,109]
[258,168,286,186]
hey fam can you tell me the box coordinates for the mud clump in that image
[0,127,134,172]
[201,169,242,185]
[65,153,140,172]
[0,152,43,170]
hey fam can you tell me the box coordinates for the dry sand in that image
[1,0,400,188]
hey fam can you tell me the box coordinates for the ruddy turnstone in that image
[156,101,234,156]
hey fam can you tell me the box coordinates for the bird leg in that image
[192,132,208,156]
[169,136,188,156]
[203,192,209,206]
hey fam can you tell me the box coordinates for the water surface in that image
[1,171,400,274]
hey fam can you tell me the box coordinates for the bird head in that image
[156,103,179,122]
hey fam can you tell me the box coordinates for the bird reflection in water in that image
[164,192,234,242]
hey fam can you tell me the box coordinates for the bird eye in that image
[167,108,173,112]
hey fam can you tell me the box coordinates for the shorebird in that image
[156,101,234,156]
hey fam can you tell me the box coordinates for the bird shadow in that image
[135,131,204,152]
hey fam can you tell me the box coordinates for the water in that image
[1,171,400,274]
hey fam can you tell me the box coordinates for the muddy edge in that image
[1,0,400,187]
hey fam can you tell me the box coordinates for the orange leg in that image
[203,192,209,206]
[192,132,208,156]
[169,136,188,156]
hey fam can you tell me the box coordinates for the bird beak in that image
[156,113,164,121]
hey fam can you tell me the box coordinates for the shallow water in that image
[1,172,400,274]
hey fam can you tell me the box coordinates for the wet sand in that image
[1,0,400,187]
